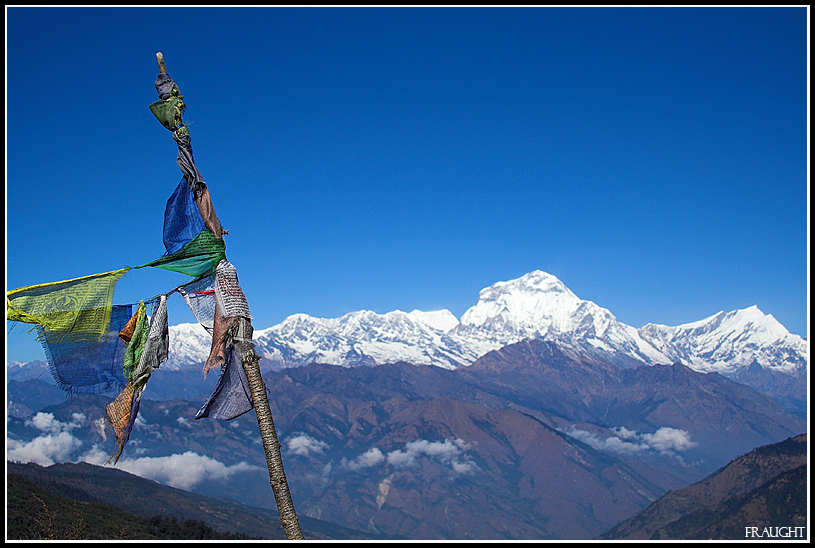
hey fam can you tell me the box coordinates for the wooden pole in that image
[156,52,167,74]
[241,353,304,540]
[155,52,304,540]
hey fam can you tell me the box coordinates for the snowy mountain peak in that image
[638,305,806,374]
[683,305,790,340]
[460,270,583,331]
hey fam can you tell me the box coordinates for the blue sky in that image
[6,7,809,362]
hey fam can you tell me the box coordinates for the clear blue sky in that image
[6,7,809,362]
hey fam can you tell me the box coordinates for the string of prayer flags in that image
[7,64,265,465]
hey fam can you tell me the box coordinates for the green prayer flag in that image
[122,301,149,384]
[138,229,226,277]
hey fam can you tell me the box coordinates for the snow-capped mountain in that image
[253,309,475,370]
[637,306,808,374]
[249,270,670,371]
[165,322,214,371]
[452,270,671,367]
[239,270,805,380]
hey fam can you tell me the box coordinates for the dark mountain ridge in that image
[7,472,257,540]
[7,460,394,540]
[598,433,808,540]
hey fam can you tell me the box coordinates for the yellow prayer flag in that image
[7,268,130,339]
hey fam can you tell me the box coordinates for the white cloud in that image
[285,433,330,457]
[7,432,83,466]
[25,412,85,435]
[7,413,87,466]
[639,427,697,452]
[562,426,698,457]
[115,451,260,491]
[336,438,478,476]
[450,459,478,474]
[386,438,477,474]
[79,444,113,466]
[387,438,465,467]
[342,447,386,471]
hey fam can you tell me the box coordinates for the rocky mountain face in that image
[8,340,805,540]
[598,433,808,540]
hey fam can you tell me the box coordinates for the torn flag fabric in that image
[173,126,226,239]
[178,273,217,333]
[121,301,149,382]
[105,380,142,464]
[151,71,226,240]
[195,347,255,421]
[36,304,133,395]
[179,268,259,420]
[214,259,252,320]
[131,295,169,389]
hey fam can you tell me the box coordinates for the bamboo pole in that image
[154,52,304,540]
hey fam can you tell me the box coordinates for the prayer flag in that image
[7,268,130,341]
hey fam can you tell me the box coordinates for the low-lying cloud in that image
[562,426,697,457]
[386,438,476,473]
[283,433,479,476]
[115,451,261,491]
[286,433,330,457]
[7,412,87,466]
[343,447,386,471]
[8,412,263,492]
[339,438,478,475]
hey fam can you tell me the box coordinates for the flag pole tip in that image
[156,52,167,74]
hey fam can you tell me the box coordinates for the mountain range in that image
[148,270,807,412]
